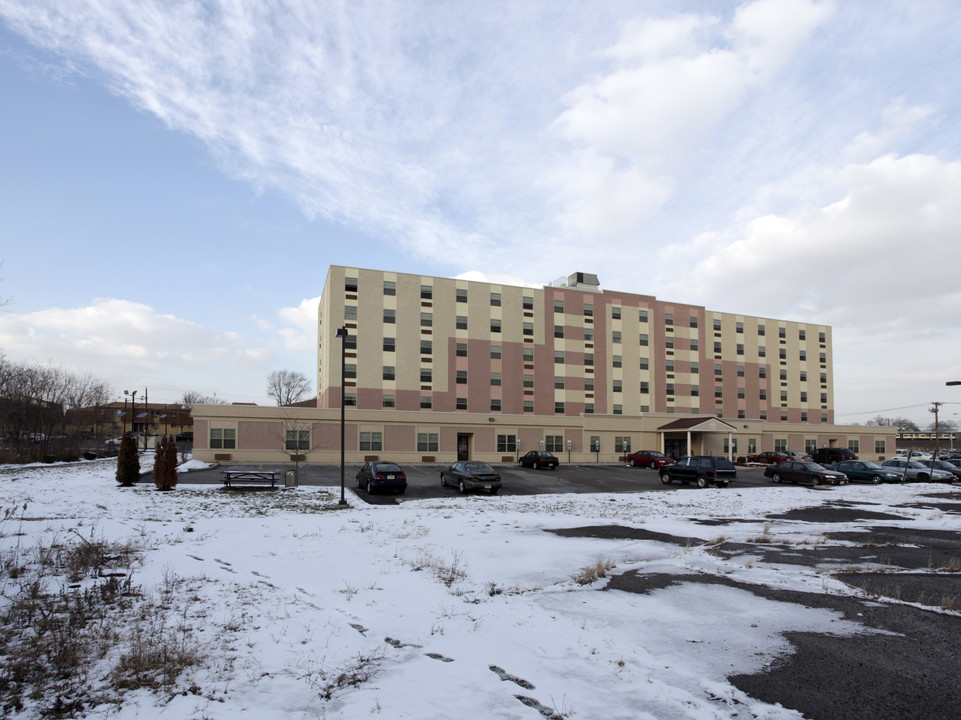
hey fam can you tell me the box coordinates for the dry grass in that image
[573,558,616,586]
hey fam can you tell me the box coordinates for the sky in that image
[0,0,959,425]
[3,457,947,719]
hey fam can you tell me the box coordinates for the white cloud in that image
[276,296,320,351]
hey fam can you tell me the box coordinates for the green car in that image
[827,460,903,484]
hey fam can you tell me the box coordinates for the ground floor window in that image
[849,440,860,453]
[497,434,517,453]
[545,435,563,452]
[210,428,236,449]
[774,438,787,452]
[360,431,383,451]
[806,439,817,453]
[875,440,885,454]
[285,430,309,451]
[417,433,439,452]
[615,436,631,453]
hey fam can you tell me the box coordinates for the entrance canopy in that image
[657,416,739,458]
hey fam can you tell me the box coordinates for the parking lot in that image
[181,461,798,504]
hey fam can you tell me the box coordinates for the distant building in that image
[192,266,896,464]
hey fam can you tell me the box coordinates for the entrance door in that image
[665,438,686,459]
[457,434,471,461]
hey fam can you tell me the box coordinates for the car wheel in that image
[772,472,782,483]
[458,479,467,494]
[871,475,882,484]
[367,480,376,495]
[697,476,707,489]
[629,458,636,467]
[356,476,363,489]
[649,461,657,469]
[918,473,930,482]
[489,488,499,495]
[811,476,821,487]
[660,472,672,484]
[440,473,448,488]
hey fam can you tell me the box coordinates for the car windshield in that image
[536,451,553,457]
[906,462,926,469]
[645,451,665,457]
[861,462,884,469]
[464,462,494,473]
[377,463,401,473]
[801,462,825,470]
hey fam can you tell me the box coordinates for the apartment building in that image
[191,265,895,465]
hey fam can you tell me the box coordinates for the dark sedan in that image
[826,460,903,484]
[917,459,961,482]
[519,450,559,470]
[441,461,502,495]
[355,461,407,495]
[659,456,736,488]
[626,450,675,469]
[765,461,847,487]
[747,451,791,465]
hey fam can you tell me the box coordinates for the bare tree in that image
[179,391,228,405]
[266,370,312,406]
[866,416,919,432]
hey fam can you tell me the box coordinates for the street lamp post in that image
[124,390,137,438]
[335,327,349,506]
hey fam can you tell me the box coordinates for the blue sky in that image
[1,0,960,427]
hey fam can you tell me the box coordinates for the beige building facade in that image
[192,265,896,465]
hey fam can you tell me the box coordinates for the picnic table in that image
[221,469,279,488]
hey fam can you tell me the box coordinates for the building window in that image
[664,313,673,326]
[780,390,788,402]
[713,318,722,331]
[640,357,649,370]
[875,440,885,454]
[497,434,517,452]
[775,438,787,452]
[615,436,632,453]
[210,428,236,449]
[736,344,744,356]
[490,292,501,307]
[612,355,621,368]
[456,370,467,384]
[384,338,396,352]
[417,433,439,452]
[639,333,649,346]
[613,380,622,393]
[359,432,382,452]
[383,395,395,408]
[523,374,534,388]
[819,331,826,343]
[715,364,723,376]
[820,393,828,403]
[585,378,594,392]
[546,435,564,452]
[819,352,826,363]
[691,387,699,397]
[286,430,310,451]
[345,394,357,406]
[491,319,501,333]
[799,350,807,361]
[523,296,533,310]
[421,312,432,327]
[780,411,788,421]
[555,376,565,389]
[456,397,467,410]
[491,373,502,386]
[736,321,744,334]
[691,361,699,374]
[490,345,501,359]
[554,350,564,364]
[554,402,565,414]
[758,324,765,336]
[344,305,357,321]
[737,365,745,377]
[344,363,357,379]
[758,346,766,357]
[666,383,675,395]
[421,285,432,300]
[639,309,648,322]
[523,322,534,336]
[384,309,395,324]
[690,316,698,328]
[456,343,467,357]
[820,372,827,383]
[490,399,502,411]
[383,366,395,381]
[584,303,593,317]
[714,341,722,354]
[799,329,806,340]
[456,315,467,330]
[779,348,787,360]
[456,288,467,303]
[759,367,767,378]
[738,410,746,419]
[420,396,432,409]
[665,359,674,372]
[585,403,594,414]
[611,306,621,319]
[737,388,745,399]
[800,371,807,382]
[554,325,564,338]
[690,339,699,351]
[801,412,808,422]
[612,331,621,344]
[613,404,623,415]
[584,328,594,342]
[421,368,432,384]
[665,336,674,349]
[821,413,828,422]
[554,299,564,313]
[759,389,767,400]
[715,386,723,398]
[523,400,534,413]
[800,391,808,402]
[780,369,788,380]
[420,340,432,355]
[779,327,786,339]
[345,277,358,292]
[523,348,534,362]
[383,280,396,296]
[849,440,860,453]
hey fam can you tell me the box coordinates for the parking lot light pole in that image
[336,327,349,506]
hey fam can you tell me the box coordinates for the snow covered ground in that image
[0,458,957,719]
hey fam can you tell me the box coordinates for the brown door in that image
[457,434,471,461]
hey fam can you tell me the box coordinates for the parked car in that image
[892,449,932,461]
[809,448,857,465]
[626,450,675,469]
[102,437,123,447]
[879,459,955,483]
[518,450,559,470]
[441,461,502,495]
[916,459,961,482]
[765,460,848,487]
[175,432,194,443]
[826,460,903,484]
[659,456,736,488]
[746,451,791,465]
[355,461,407,495]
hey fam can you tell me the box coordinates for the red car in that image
[748,451,791,465]
[626,450,675,469]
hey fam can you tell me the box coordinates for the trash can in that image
[285,470,297,488]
